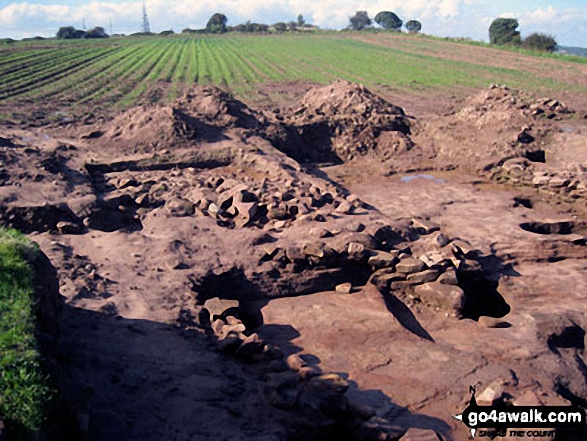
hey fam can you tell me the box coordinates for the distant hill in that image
[556,46,587,57]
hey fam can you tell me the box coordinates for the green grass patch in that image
[0,228,52,440]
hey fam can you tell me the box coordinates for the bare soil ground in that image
[1,80,586,441]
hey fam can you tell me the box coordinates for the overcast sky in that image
[0,0,586,47]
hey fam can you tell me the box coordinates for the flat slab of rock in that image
[396,258,426,275]
[413,282,464,314]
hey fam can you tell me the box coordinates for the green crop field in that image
[1,33,586,112]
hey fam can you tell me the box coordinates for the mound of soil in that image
[457,84,573,128]
[104,86,265,151]
[267,80,414,163]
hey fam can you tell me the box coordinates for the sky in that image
[0,0,586,47]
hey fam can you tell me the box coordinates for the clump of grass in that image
[0,228,52,440]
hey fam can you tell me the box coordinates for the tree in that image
[405,20,422,34]
[206,13,228,34]
[297,14,305,27]
[56,26,76,39]
[86,27,109,38]
[523,33,557,52]
[349,11,372,31]
[288,21,297,31]
[489,18,521,46]
[374,11,402,31]
[274,22,287,33]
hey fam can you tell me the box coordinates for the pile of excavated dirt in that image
[101,86,266,152]
[266,80,416,163]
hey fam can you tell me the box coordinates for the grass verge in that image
[0,228,52,440]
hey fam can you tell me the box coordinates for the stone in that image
[451,239,479,258]
[336,200,354,214]
[395,258,426,275]
[400,428,440,441]
[348,242,366,259]
[413,282,465,314]
[477,382,504,406]
[207,203,220,216]
[286,353,307,371]
[57,221,82,235]
[437,268,459,285]
[204,298,240,320]
[267,205,289,221]
[167,198,195,217]
[217,333,243,354]
[309,227,333,238]
[233,201,259,228]
[285,246,305,262]
[335,283,353,294]
[297,374,350,415]
[251,233,276,246]
[368,251,399,270]
[411,219,440,235]
[236,333,266,359]
[358,416,405,441]
[298,366,322,380]
[303,242,326,258]
[549,177,570,188]
[418,251,450,267]
[370,269,406,291]
[532,175,550,187]
[407,269,440,284]
[428,231,451,248]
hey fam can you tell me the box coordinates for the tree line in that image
[54,11,558,53]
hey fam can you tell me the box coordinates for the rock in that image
[427,231,451,248]
[298,366,322,380]
[303,242,326,258]
[217,333,243,354]
[233,201,259,228]
[407,269,440,284]
[396,258,426,275]
[451,239,479,258]
[286,353,307,371]
[348,242,367,260]
[251,233,277,246]
[203,298,240,320]
[207,202,220,216]
[297,374,350,415]
[477,381,505,406]
[411,219,440,235]
[532,175,550,187]
[236,333,266,359]
[437,268,458,285]
[370,269,406,291]
[549,177,570,188]
[347,402,376,420]
[336,200,355,214]
[267,205,289,221]
[309,227,333,238]
[400,427,440,441]
[285,246,305,262]
[57,221,82,235]
[502,158,529,174]
[167,198,195,217]
[265,372,300,409]
[335,283,353,294]
[418,252,449,268]
[478,316,511,328]
[218,322,246,338]
[413,282,465,314]
[368,250,399,270]
[358,416,405,441]
[520,219,574,235]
